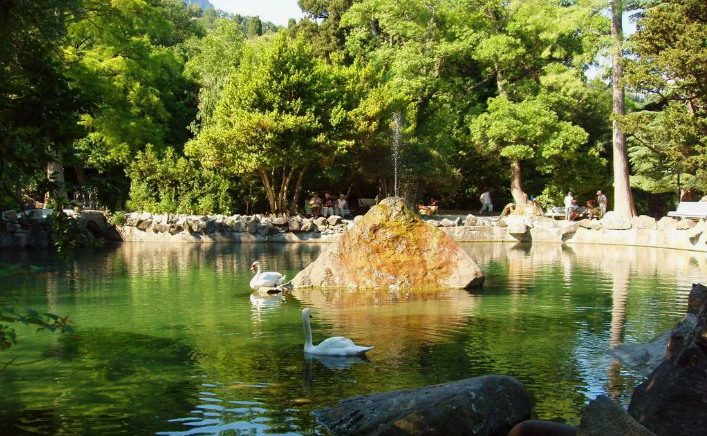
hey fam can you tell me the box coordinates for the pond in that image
[0,242,704,435]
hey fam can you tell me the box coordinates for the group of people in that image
[563,190,608,221]
[308,192,348,218]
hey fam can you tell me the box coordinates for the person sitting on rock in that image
[568,199,580,221]
[417,198,439,216]
[309,193,322,218]
[582,200,600,219]
[322,192,335,217]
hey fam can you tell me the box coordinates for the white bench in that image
[668,202,707,219]
[358,198,377,207]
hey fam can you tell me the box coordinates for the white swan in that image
[249,261,286,290]
[302,308,374,356]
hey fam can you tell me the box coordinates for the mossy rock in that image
[291,197,484,289]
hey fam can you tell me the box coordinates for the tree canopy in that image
[1,0,703,217]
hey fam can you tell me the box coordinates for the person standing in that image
[597,190,608,217]
[479,190,493,215]
[563,191,574,220]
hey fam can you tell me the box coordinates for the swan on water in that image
[301,308,374,356]
[249,261,286,291]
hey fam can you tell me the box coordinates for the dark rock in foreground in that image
[291,197,484,289]
[314,375,530,436]
[577,396,655,436]
[628,283,707,436]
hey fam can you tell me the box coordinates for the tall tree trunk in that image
[494,60,529,205]
[611,0,636,218]
[493,59,508,99]
[291,164,308,213]
[510,159,528,205]
[45,151,68,208]
[278,167,295,216]
[260,171,277,215]
[75,166,88,184]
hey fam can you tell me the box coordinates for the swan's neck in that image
[254,264,261,279]
[303,312,313,349]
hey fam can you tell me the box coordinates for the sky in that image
[210,0,305,26]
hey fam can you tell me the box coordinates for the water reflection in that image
[0,242,704,435]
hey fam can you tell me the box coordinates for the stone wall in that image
[4,209,707,254]
[117,211,707,253]
[117,212,351,243]
[0,209,119,248]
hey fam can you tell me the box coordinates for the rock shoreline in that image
[117,210,707,253]
[2,209,706,253]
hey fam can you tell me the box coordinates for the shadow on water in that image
[0,242,705,434]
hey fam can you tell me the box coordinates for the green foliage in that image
[51,209,84,262]
[184,19,246,126]
[109,211,127,226]
[66,0,202,170]
[126,145,237,214]
[247,16,263,38]
[471,94,588,168]
[0,0,80,210]
[5,0,692,218]
[624,0,707,194]
[1,306,73,353]
[187,33,348,214]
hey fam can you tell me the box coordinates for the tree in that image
[296,0,353,59]
[610,0,636,217]
[623,0,707,197]
[247,16,263,38]
[470,95,589,205]
[459,0,603,205]
[341,0,472,202]
[184,19,246,127]
[186,34,343,215]
[65,0,201,172]
[0,0,80,210]
[187,2,203,18]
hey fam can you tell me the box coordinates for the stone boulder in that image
[656,216,678,231]
[439,218,457,227]
[675,219,696,230]
[631,215,658,230]
[291,197,484,289]
[288,216,302,232]
[577,396,655,436]
[272,216,289,226]
[590,219,602,231]
[327,215,342,225]
[610,330,672,376]
[137,219,152,231]
[628,283,707,436]
[577,219,592,229]
[464,214,492,227]
[314,375,531,436]
[301,218,314,232]
[244,216,257,234]
[504,216,528,235]
[602,211,632,230]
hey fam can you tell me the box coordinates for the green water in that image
[0,242,704,435]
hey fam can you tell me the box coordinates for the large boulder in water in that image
[291,197,484,289]
[314,375,531,436]
[628,283,707,436]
